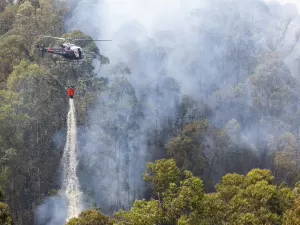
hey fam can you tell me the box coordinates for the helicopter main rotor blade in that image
[38,35,112,42]
[39,35,67,40]
[73,39,112,41]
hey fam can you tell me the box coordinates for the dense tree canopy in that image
[68,160,300,225]
[0,189,13,225]
[0,0,106,224]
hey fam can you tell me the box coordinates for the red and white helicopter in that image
[37,35,111,61]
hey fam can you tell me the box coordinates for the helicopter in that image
[36,35,112,61]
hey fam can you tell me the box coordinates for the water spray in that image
[60,98,83,222]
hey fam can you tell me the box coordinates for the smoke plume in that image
[62,0,300,215]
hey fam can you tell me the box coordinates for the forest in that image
[2,0,300,224]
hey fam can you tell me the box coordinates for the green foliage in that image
[67,209,114,225]
[113,161,297,225]
[165,171,205,223]
[182,119,209,137]
[0,35,28,80]
[166,136,196,170]
[114,200,163,225]
[269,132,300,185]
[65,162,300,225]
[201,193,227,225]
[283,197,300,225]
[143,159,180,194]
[0,0,108,224]
[7,60,46,91]
[248,52,297,116]
[213,169,294,224]
[0,4,18,35]
[166,118,259,189]
[0,191,13,225]
[0,202,13,225]
[167,120,209,177]
[118,161,206,225]
[246,168,274,184]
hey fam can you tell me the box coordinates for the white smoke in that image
[34,196,68,225]
[62,0,300,216]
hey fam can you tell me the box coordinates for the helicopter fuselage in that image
[41,44,84,60]
[37,36,111,61]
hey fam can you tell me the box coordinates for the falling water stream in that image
[61,99,82,222]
